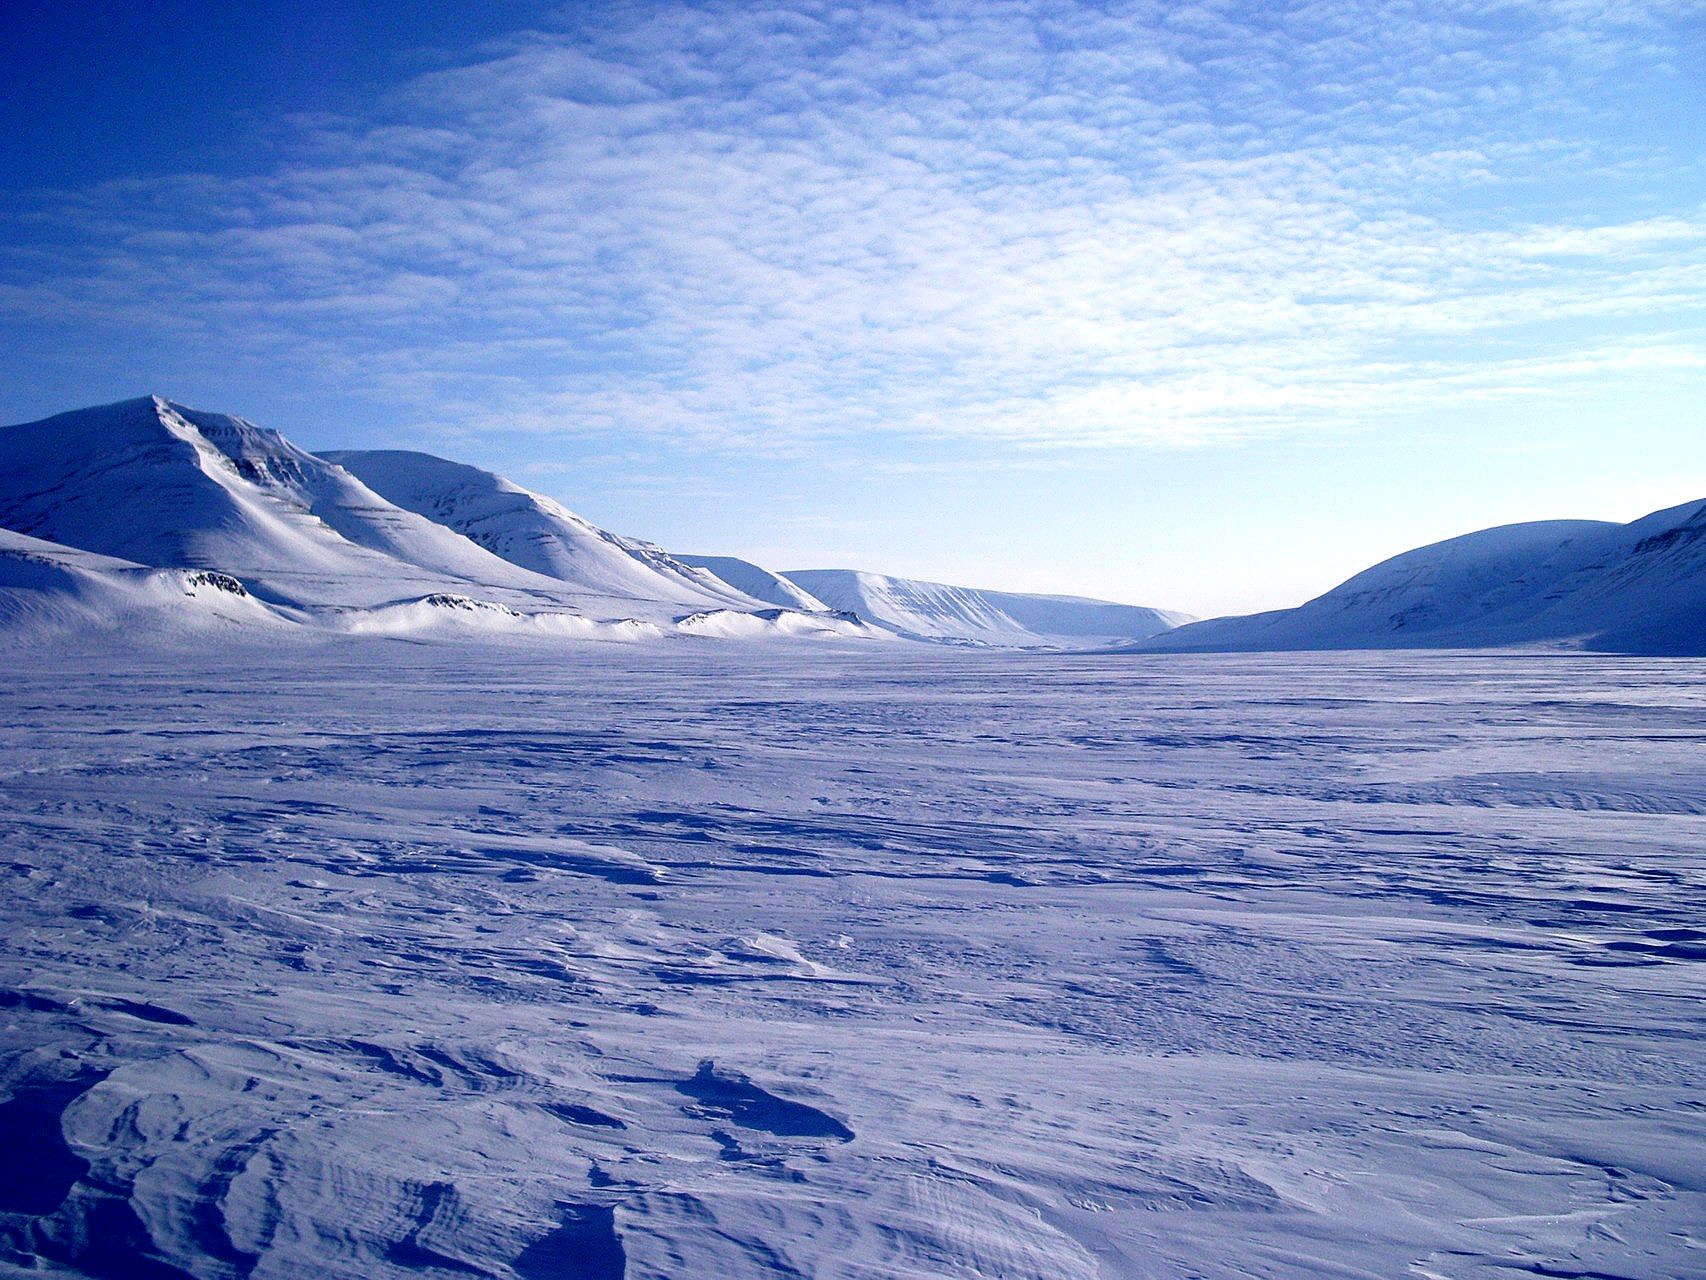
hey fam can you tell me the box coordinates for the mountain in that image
[676,555,829,612]
[1144,499,1706,655]
[0,396,572,610]
[322,450,762,611]
[782,569,1190,647]
[0,396,888,643]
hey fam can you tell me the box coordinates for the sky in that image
[0,0,1701,617]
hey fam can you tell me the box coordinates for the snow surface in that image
[784,568,1190,647]
[1147,501,1706,655]
[0,527,286,636]
[0,640,1699,1279]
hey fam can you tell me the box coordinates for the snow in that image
[784,568,1191,647]
[673,606,882,640]
[0,398,889,641]
[325,451,760,612]
[0,527,287,635]
[0,397,557,610]
[676,555,829,612]
[1,395,1702,1276]
[1149,500,1706,655]
[0,641,1699,1278]
[0,397,1202,651]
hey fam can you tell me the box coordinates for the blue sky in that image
[1,0,1701,616]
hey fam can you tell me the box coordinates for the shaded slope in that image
[0,397,564,609]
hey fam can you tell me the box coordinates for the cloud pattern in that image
[1,0,1702,449]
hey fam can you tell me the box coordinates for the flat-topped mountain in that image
[784,568,1191,647]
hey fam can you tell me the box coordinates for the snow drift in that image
[0,527,284,635]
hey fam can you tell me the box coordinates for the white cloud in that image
[1,0,1701,449]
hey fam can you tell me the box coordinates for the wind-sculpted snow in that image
[0,645,1699,1278]
[0,528,287,635]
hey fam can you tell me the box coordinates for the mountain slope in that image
[323,450,756,610]
[784,569,1189,647]
[0,527,283,634]
[1145,499,1706,655]
[676,555,828,612]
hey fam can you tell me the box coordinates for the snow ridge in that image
[323,450,760,610]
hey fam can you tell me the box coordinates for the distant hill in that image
[1141,500,1706,656]
[0,397,880,643]
[676,555,829,613]
[783,568,1190,647]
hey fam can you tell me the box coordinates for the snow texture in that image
[0,641,1699,1279]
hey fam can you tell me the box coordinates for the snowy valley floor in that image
[0,643,1701,1279]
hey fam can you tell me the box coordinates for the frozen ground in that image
[0,643,1701,1279]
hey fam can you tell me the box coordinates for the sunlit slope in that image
[326,450,760,610]
[1147,500,1706,655]
[786,568,1190,647]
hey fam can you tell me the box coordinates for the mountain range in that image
[0,396,1183,648]
[0,395,1698,654]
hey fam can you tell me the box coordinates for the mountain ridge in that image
[0,395,1188,648]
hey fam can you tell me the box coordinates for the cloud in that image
[1,0,1701,449]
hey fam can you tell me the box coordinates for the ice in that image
[0,641,1698,1278]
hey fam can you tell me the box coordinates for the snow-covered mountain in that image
[1145,498,1706,655]
[0,397,876,642]
[324,451,756,611]
[783,569,1190,647]
[676,555,829,612]
[0,396,573,610]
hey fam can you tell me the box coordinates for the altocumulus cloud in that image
[2,0,1702,448]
